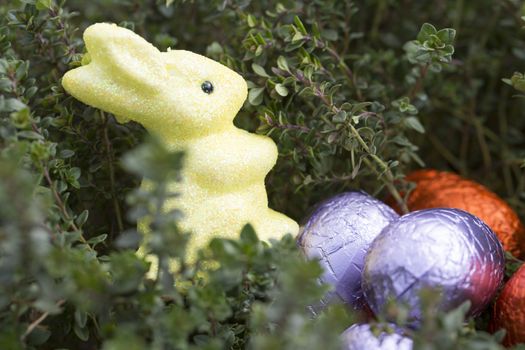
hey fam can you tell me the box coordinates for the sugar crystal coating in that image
[62,23,299,260]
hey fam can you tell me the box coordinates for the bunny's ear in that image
[62,23,168,120]
[83,23,166,92]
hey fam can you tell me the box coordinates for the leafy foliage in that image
[0,0,524,349]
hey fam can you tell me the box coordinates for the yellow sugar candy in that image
[62,23,299,260]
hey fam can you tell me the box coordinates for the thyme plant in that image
[0,0,524,349]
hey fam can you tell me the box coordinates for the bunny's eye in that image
[201,81,214,94]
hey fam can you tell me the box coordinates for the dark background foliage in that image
[0,0,524,349]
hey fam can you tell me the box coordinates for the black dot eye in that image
[201,81,214,94]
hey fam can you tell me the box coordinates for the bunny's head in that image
[62,23,247,140]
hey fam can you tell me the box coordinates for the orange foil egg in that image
[492,264,525,346]
[390,169,525,258]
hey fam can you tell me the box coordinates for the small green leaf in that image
[10,108,31,129]
[442,44,454,56]
[15,61,29,80]
[248,87,265,105]
[33,299,62,314]
[206,42,223,56]
[351,102,373,114]
[321,29,338,41]
[18,131,43,140]
[255,45,263,56]
[75,210,89,227]
[59,149,75,158]
[293,15,307,34]
[275,83,289,97]
[75,309,88,328]
[70,167,81,180]
[26,326,51,346]
[405,116,425,133]
[247,14,256,28]
[252,63,270,78]
[4,98,27,112]
[240,224,258,245]
[333,111,347,123]
[74,323,89,342]
[277,56,289,72]
[88,234,108,247]
[327,132,338,143]
[25,86,38,98]
[436,28,456,44]
[292,31,304,42]
[36,0,54,10]
[417,23,437,42]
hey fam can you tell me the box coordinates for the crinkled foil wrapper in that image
[396,169,525,259]
[363,208,505,320]
[492,264,525,346]
[297,191,399,309]
[341,324,412,350]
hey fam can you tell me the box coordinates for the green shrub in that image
[0,0,524,349]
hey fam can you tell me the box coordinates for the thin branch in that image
[317,41,364,101]
[30,123,94,250]
[43,167,84,239]
[101,112,124,234]
[21,299,65,341]
[265,114,320,136]
[8,71,76,245]
[409,63,430,99]
[292,70,409,213]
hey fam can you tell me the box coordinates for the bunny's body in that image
[62,23,298,255]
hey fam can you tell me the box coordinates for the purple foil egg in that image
[362,208,505,320]
[341,324,412,350]
[297,191,399,309]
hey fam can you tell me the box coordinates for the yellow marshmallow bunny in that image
[62,23,298,258]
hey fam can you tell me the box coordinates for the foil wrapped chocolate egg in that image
[395,169,525,258]
[363,208,505,320]
[341,324,412,350]
[297,191,399,309]
[492,264,525,346]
